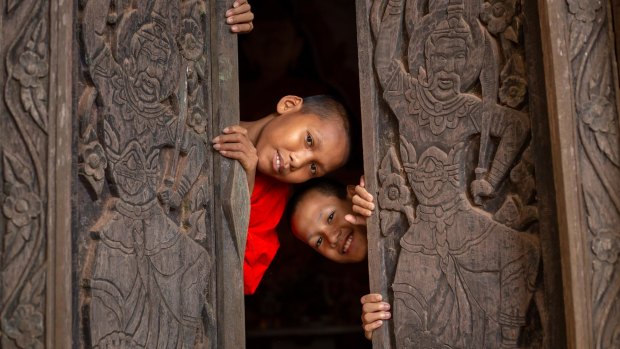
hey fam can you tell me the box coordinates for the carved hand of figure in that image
[345,176,375,226]
[471,178,495,204]
[212,125,258,192]
[226,0,254,33]
[158,187,183,209]
[361,293,391,341]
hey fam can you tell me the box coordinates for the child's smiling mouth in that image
[273,150,283,173]
[341,232,353,254]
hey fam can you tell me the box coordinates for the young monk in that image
[287,176,390,340]
[212,95,351,294]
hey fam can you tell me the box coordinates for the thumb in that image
[345,214,366,226]
[360,175,366,188]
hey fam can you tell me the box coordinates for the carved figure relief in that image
[1,0,50,348]
[78,0,213,347]
[373,0,541,347]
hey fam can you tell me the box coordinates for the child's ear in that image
[346,185,356,200]
[276,95,303,115]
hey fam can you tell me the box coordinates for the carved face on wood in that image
[423,16,473,101]
[129,22,174,103]
[291,188,368,263]
[426,37,466,101]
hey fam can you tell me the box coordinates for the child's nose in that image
[290,150,312,170]
[325,229,340,248]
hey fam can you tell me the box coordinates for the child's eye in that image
[327,211,335,224]
[305,132,314,147]
[310,163,317,175]
[315,237,323,248]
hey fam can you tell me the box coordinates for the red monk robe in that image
[244,173,290,295]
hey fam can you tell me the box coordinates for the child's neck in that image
[240,113,277,146]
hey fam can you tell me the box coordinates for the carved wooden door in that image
[356,0,569,347]
[1,0,248,348]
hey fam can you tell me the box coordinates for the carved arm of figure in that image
[471,104,530,203]
[472,31,501,203]
[158,128,207,210]
[374,0,406,88]
[82,0,112,61]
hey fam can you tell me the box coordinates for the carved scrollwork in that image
[564,0,620,345]
[1,1,49,348]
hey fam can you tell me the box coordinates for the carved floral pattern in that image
[10,21,49,132]
[567,0,602,22]
[378,173,411,211]
[3,186,42,229]
[179,19,204,61]
[3,304,44,349]
[2,1,50,347]
[81,141,108,182]
[592,231,620,264]
[188,106,208,134]
[565,0,620,344]
[580,95,619,166]
[499,54,527,108]
[480,0,517,35]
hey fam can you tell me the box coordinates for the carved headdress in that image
[115,0,180,101]
[407,0,484,91]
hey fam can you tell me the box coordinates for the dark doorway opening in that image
[238,1,371,348]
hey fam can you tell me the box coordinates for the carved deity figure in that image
[375,0,540,347]
[81,0,211,347]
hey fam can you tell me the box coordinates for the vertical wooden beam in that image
[48,0,73,347]
[211,0,249,348]
[539,0,620,348]
[355,0,393,348]
[537,1,591,340]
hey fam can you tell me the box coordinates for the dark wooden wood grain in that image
[1,1,58,348]
[539,1,620,348]
[356,0,395,347]
[73,0,246,347]
[211,0,249,348]
[356,0,561,347]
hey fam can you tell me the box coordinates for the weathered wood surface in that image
[357,0,564,347]
[1,0,73,347]
[75,0,245,348]
[1,0,245,347]
[539,1,620,348]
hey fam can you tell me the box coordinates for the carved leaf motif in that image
[9,20,49,133]
[3,152,35,188]
[187,209,207,241]
[2,223,31,266]
[18,266,46,306]
[20,85,48,132]
[568,17,594,59]
[379,146,402,183]
[399,135,417,164]
[380,210,402,237]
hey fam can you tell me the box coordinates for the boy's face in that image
[292,190,368,263]
[254,111,348,183]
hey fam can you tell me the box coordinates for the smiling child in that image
[212,94,351,294]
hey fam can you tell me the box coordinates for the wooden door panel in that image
[1,0,247,348]
[356,0,563,347]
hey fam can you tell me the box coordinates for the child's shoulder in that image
[251,173,290,204]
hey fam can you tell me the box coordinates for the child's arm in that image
[361,294,391,340]
[345,176,375,226]
[225,0,254,33]
[212,126,258,193]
